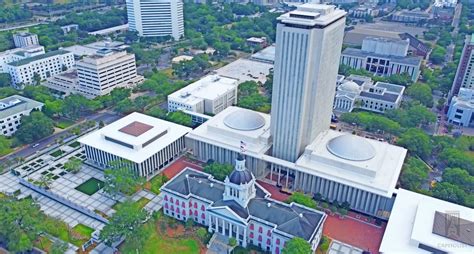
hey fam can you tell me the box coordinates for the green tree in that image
[286,192,317,209]
[110,87,131,103]
[50,240,69,254]
[166,111,193,127]
[397,128,432,157]
[406,83,433,107]
[282,237,312,254]
[114,98,136,114]
[229,237,237,247]
[100,200,148,248]
[432,182,467,206]
[203,162,233,181]
[64,157,82,174]
[103,160,145,198]
[0,197,43,253]
[0,73,11,87]
[442,168,474,193]
[15,111,54,144]
[430,46,446,65]
[196,227,208,242]
[0,136,12,156]
[400,157,430,190]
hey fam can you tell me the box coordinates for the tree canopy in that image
[203,162,233,181]
[397,128,432,158]
[103,160,145,198]
[15,111,54,144]
[282,237,312,254]
[286,192,317,209]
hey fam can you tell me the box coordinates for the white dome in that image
[224,109,265,131]
[338,80,360,94]
[326,135,376,161]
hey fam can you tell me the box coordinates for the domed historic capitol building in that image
[160,155,326,253]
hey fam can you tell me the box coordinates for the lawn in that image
[136,197,151,209]
[121,213,202,254]
[34,236,53,253]
[54,119,75,129]
[72,224,95,238]
[41,215,91,247]
[69,141,81,148]
[50,150,64,158]
[75,178,105,195]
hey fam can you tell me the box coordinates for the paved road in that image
[445,3,463,63]
[0,111,121,164]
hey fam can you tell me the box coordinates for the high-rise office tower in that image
[449,34,474,101]
[126,0,184,41]
[270,4,346,162]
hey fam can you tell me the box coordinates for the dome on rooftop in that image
[326,134,376,161]
[223,109,265,131]
[338,80,360,94]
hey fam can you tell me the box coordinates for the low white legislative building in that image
[78,112,191,178]
[380,189,473,253]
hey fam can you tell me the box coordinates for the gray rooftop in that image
[342,47,422,66]
[161,168,325,241]
[0,95,44,120]
[8,50,70,67]
[360,91,400,103]
[250,46,276,64]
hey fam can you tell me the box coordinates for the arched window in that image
[249,224,254,230]
[258,227,262,233]
[194,203,198,209]
[267,230,271,237]
[165,203,169,209]
[189,200,192,206]
[176,208,180,214]
[276,239,280,245]
[164,195,168,201]
[175,200,179,205]
[201,213,206,219]
[275,247,280,254]
[194,210,198,216]
[249,232,254,238]
[201,205,205,211]
[266,239,271,245]
[258,235,262,242]
[170,197,174,203]
[182,210,186,215]
[171,205,174,211]
[182,201,185,208]
[189,209,192,215]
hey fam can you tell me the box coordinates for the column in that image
[215,216,218,233]
[229,223,232,238]
[243,227,247,247]
[237,226,240,244]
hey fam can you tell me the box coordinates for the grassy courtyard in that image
[144,174,169,195]
[75,178,104,195]
[121,213,203,254]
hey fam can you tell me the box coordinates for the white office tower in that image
[76,49,143,98]
[126,0,184,41]
[271,4,346,162]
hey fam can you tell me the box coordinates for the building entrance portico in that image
[208,213,247,247]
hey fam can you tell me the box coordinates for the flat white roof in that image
[380,189,474,253]
[278,4,346,27]
[295,130,406,197]
[88,24,129,35]
[214,58,272,84]
[186,106,272,155]
[78,112,191,163]
[168,75,238,104]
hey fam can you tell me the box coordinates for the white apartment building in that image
[168,75,238,115]
[0,95,43,136]
[450,34,473,100]
[13,32,39,48]
[6,50,75,87]
[447,88,474,127]
[0,45,45,73]
[76,49,143,98]
[126,0,184,41]
[341,37,422,82]
[334,75,405,113]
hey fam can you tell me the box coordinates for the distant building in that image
[334,75,405,113]
[171,55,194,64]
[44,70,79,98]
[246,37,268,48]
[450,34,474,100]
[0,45,45,73]
[349,6,377,18]
[13,32,39,48]
[126,0,184,40]
[391,10,431,23]
[340,37,422,81]
[380,189,473,253]
[60,24,79,35]
[6,50,75,87]
[168,75,238,115]
[399,33,431,59]
[0,95,43,136]
[78,112,191,178]
[214,58,273,84]
[447,88,474,127]
[76,49,143,98]
[160,156,327,253]
[87,24,129,36]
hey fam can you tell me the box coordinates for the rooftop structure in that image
[447,88,474,127]
[44,70,79,98]
[0,45,45,73]
[168,75,239,115]
[391,9,431,23]
[361,36,409,57]
[380,189,473,253]
[79,112,191,177]
[171,55,194,64]
[62,40,129,57]
[250,45,276,64]
[214,58,272,84]
[88,24,129,36]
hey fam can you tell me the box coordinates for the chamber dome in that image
[338,80,360,94]
[228,154,253,185]
[223,109,265,131]
[326,134,376,161]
